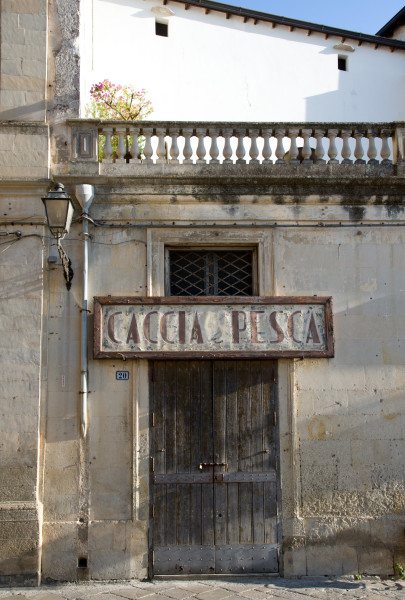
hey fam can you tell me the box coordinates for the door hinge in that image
[273,411,277,426]
[151,412,155,427]
[151,457,155,472]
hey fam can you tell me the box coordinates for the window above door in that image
[167,248,256,296]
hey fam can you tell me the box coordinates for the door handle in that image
[198,462,227,470]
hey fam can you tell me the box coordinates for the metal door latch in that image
[198,462,227,470]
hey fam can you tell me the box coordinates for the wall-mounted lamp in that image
[42,183,74,289]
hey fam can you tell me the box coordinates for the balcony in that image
[63,120,405,180]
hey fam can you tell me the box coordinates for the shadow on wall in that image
[305,51,405,122]
[0,102,46,122]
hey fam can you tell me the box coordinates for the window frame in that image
[165,246,258,297]
[146,228,273,297]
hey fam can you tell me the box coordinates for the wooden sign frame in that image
[93,296,334,359]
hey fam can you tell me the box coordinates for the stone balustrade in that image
[69,120,405,167]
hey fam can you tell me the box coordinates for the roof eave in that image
[163,0,405,50]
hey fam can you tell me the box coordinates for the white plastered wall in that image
[80,0,405,122]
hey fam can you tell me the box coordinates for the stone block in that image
[364,365,398,391]
[1,27,25,45]
[334,339,382,366]
[43,494,78,522]
[89,491,132,521]
[90,440,132,470]
[300,464,338,493]
[24,30,47,46]
[0,90,26,108]
[0,165,46,178]
[358,548,394,575]
[0,134,15,151]
[22,59,46,78]
[1,12,19,30]
[0,538,39,558]
[44,440,78,470]
[298,389,349,418]
[13,130,48,156]
[18,13,46,31]
[91,416,131,442]
[45,417,77,443]
[3,0,46,12]
[47,339,80,370]
[88,522,135,580]
[305,544,358,576]
[0,555,39,576]
[1,60,23,77]
[299,440,351,466]
[91,466,131,496]
[0,505,37,523]
[296,362,366,392]
[371,466,405,490]
[0,519,38,541]
[42,521,78,553]
[41,551,78,582]
[282,547,306,576]
[372,516,405,546]
[0,468,37,502]
[46,394,78,420]
[337,464,371,492]
[44,467,78,497]
[1,42,45,61]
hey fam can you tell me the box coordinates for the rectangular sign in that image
[94,297,334,359]
[116,370,130,380]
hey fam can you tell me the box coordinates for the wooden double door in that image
[150,360,279,575]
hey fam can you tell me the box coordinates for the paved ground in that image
[0,577,404,600]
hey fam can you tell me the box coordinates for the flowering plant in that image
[86,80,153,160]
[86,80,153,121]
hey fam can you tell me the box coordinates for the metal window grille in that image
[167,249,255,296]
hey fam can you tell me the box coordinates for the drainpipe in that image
[75,185,94,438]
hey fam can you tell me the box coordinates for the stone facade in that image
[0,0,405,585]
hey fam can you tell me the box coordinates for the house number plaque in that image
[94,296,334,359]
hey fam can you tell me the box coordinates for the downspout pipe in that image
[75,185,94,438]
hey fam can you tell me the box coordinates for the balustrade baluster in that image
[236,129,247,164]
[129,127,141,163]
[366,130,378,164]
[261,129,273,164]
[222,128,233,164]
[314,130,326,164]
[209,128,220,164]
[380,130,392,164]
[182,128,193,164]
[115,126,127,162]
[196,128,207,163]
[142,127,154,164]
[169,129,180,164]
[248,129,260,164]
[288,128,299,164]
[301,129,313,164]
[354,131,366,164]
[102,126,113,163]
[156,128,167,164]
[275,129,286,164]
[340,130,353,164]
[327,129,339,164]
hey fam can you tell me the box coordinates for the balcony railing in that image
[68,120,405,169]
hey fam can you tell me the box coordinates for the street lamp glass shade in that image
[42,184,74,237]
